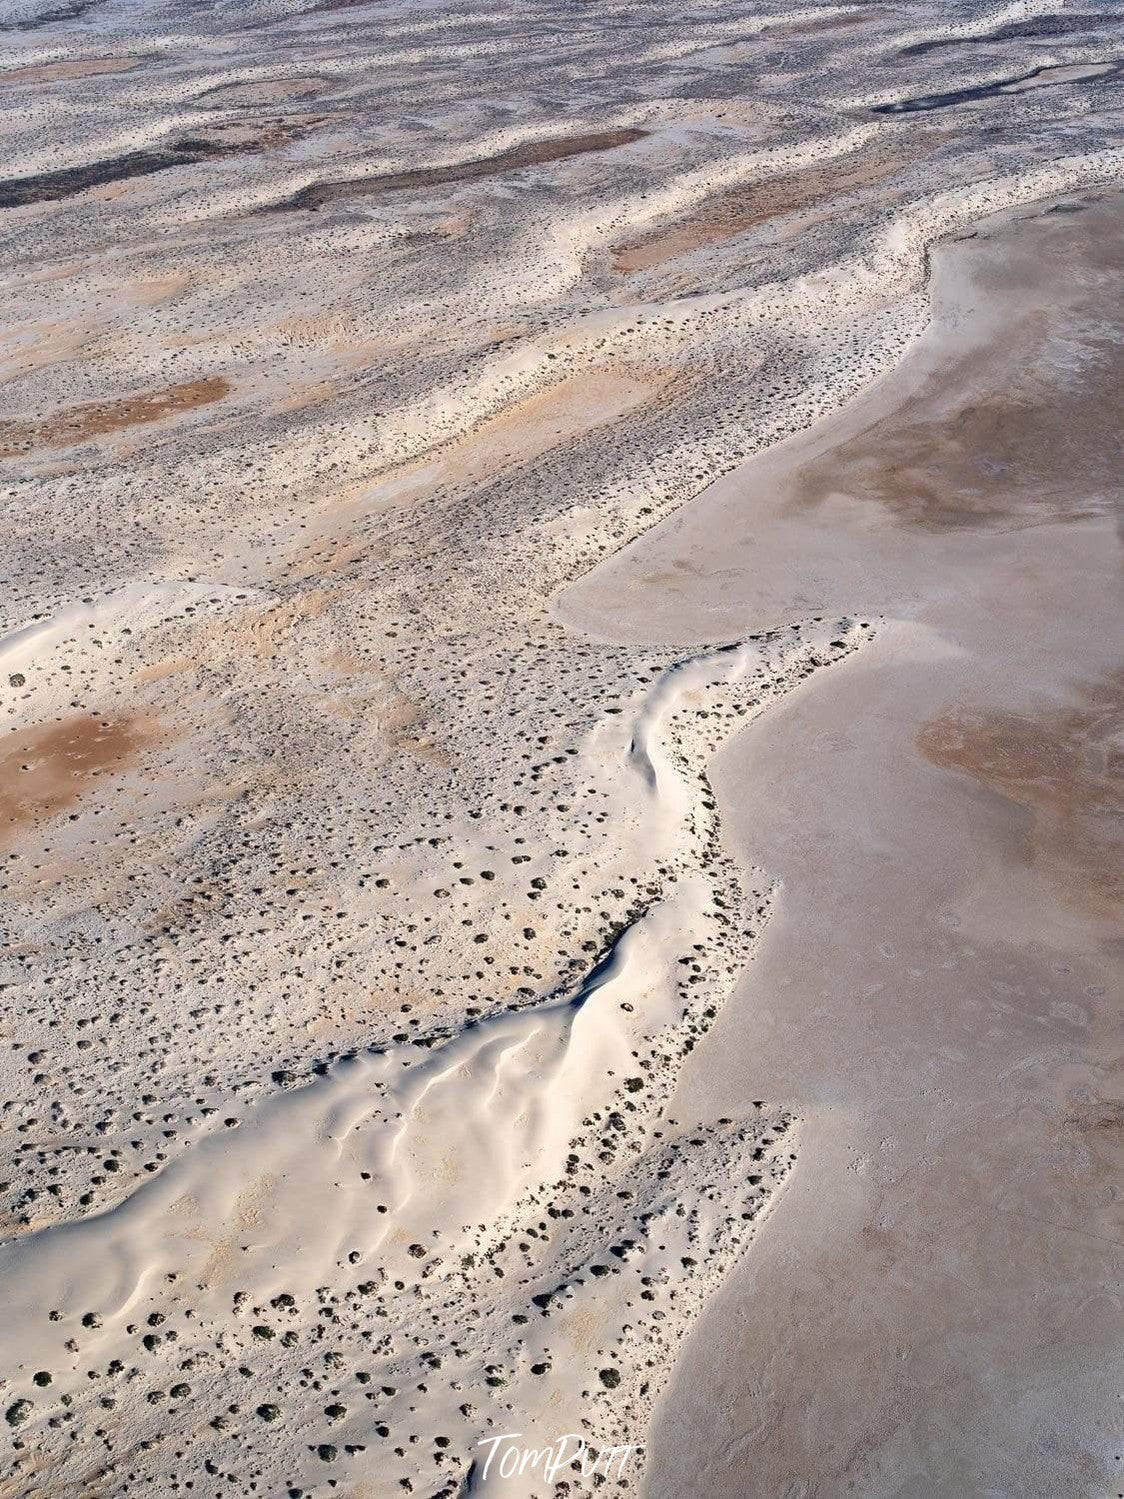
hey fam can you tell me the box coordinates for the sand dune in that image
[1,620,861,1495]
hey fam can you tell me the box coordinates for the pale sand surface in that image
[0,0,1122,1491]
[563,190,1123,1497]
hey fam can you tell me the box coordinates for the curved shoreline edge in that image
[561,185,1124,1498]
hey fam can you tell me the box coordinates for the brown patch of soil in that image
[0,712,161,844]
[917,672,1124,926]
[195,75,329,108]
[612,144,936,273]
[0,56,138,83]
[0,376,230,456]
[790,310,1123,530]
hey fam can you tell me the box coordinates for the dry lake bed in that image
[0,1,1120,1495]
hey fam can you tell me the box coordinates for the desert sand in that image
[564,187,1123,1497]
[0,0,1120,1495]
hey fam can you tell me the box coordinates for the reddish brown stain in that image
[0,376,230,457]
[917,673,1124,924]
[0,57,138,84]
[1064,1097,1124,1176]
[612,145,933,273]
[789,210,1124,530]
[0,712,159,843]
